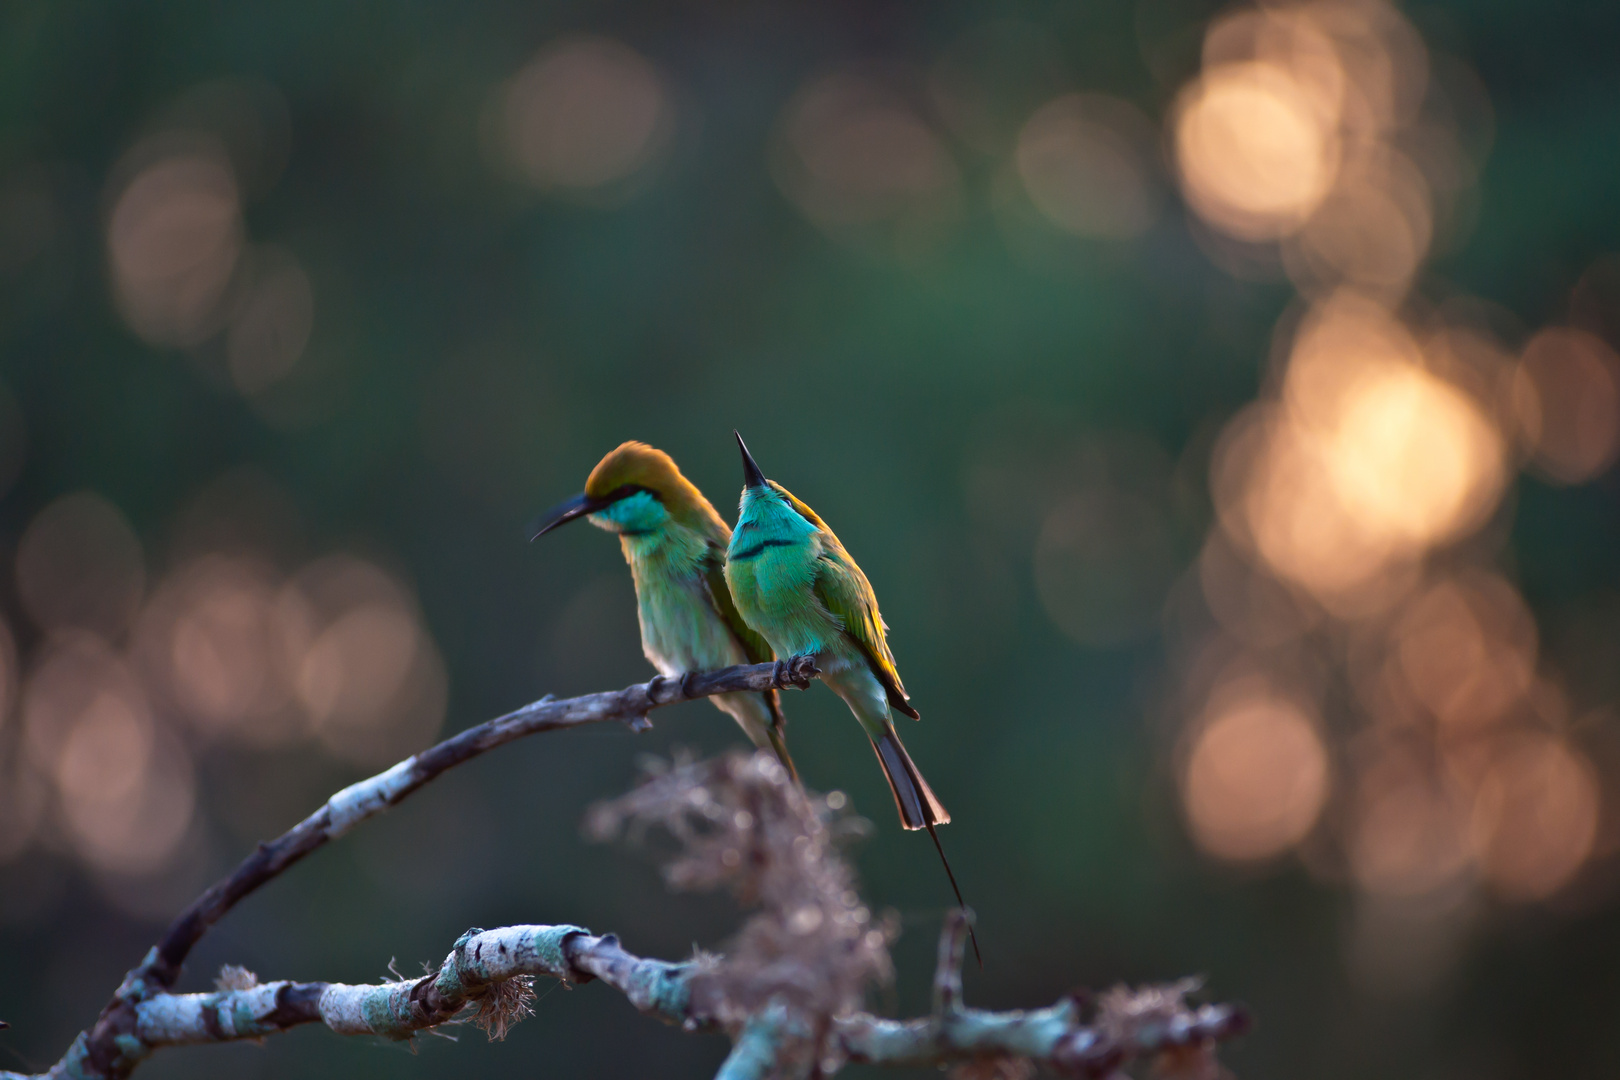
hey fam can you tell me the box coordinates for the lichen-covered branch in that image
[0,924,687,1080]
[6,718,1249,1080]
[0,916,1245,1080]
[35,660,818,1080]
[836,912,1249,1077]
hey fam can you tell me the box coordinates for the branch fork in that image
[0,663,1248,1080]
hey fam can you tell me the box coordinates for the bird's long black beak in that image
[735,430,768,489]
[527,492,615,541]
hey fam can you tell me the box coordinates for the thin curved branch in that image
[0,916,1247,1080]
[45,658,818,1080]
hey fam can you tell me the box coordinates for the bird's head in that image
[529,441,723,541]
[731,432,822,543]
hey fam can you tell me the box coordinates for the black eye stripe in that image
[597,484,660,505]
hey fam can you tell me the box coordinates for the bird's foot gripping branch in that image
[0,668,1246,1080]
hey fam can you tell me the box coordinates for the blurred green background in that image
[3,1,1620,1078]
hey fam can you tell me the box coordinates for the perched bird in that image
[724,432,977,959]
[529,441,797,778]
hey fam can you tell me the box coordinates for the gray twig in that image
[1,662,1249,1080]
[25,658,819,1080]
[932,909,970,1017]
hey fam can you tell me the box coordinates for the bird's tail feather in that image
[870,727,981,966]
[871,726,950,829]
[766,721,800,786]
[924,822,982,968]
[763,689,800,785]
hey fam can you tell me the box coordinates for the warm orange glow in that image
[772,73,960,249]
[1182,687,1329,861]
[500,36,673,192]
[1015,94,1158,239]
[1173,61,1340,240]
[1218,299,1506,607]
[1318,361,1501,545]
[15,492,146,640]
[135,555,303,740]
[23,635,143,777]
[1196,532,1319,648]
[1469,733,1599,901]
[1281,295,1423,425]
[1513,327,1620,484]
[1169,2,1586,915]
[60,726,195,877]
[21,634,195,874]
[284,555,447,765]
[55,690,154,811]
[1348,748,1471,896]
[1202,9,1347,121]
[298,604,419,725]
[1227,407,1401,605]
[1307,0,1430,138]
[1287,152,1432,297]
[1391,574,1536,730]
[107,144,243,347]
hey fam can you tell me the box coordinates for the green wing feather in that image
[765,481,918,719]
[702,544,773,664]
[810,532,921,720]
[701,544,791,734]
[699,544,793,780]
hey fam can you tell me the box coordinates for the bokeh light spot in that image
[1470,733,1599,901]
[1217,298,1506,610]
[107,144,243,347]
[1391,574,1536,731]
[60,728,195,877]
[1015,93,1159,239]
[772,72,961,252]
[135,555,302,740]
[286,555,448,765]
[54,691,154,809]
[298,604,419,726]
[1318,361,1502,546]
[16,492,146,641]
[21,634,194,875]
[500,36,673,192]
[1286,152,1433,297]
[929,20,1070,154]
[1182,689,1328,861]
[1349,747,1472,897]
[1174,61,1340,240]
[1513,327,1620,485]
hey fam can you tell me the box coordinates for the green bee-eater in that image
[724,433,976,955]
[530,441,797,779]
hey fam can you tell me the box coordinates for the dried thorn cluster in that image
[588,750,892,1069]
[469,974,536,1041]
[1096,979,1225,1080]
[212,966,259,993]
[1027,975,1248,1080]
